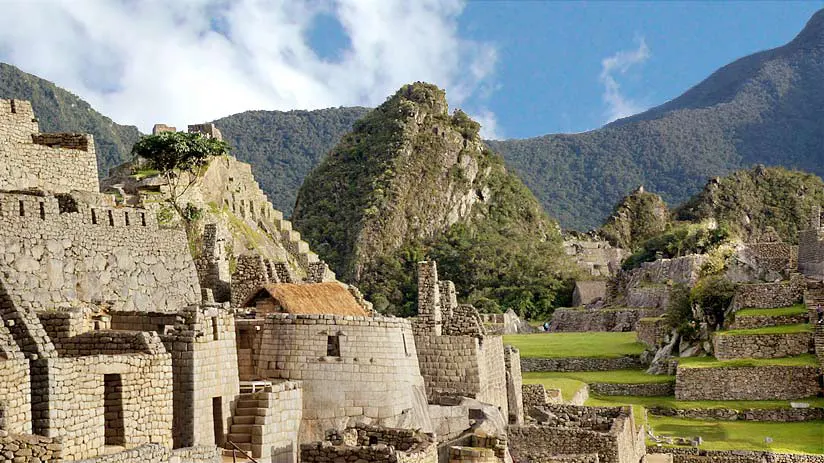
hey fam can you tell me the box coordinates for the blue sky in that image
[1,1,822,140]
[457,1,824,137]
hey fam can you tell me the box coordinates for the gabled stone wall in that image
[0,99,99,193]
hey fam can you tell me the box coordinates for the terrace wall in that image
[713,332,813,360]
[675,365,820,400]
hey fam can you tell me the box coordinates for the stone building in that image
[413,261,522,425]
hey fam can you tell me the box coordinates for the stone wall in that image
[637,317,668,347]
[712,332,813,360]
[0,191,200,312]
[231,382,303,461]
[563,238,627,277]
[302,425,437,463]
[195,223,231,303]
[416,261,443,336]
[675,365,820,400]
[509,405,644,463]
[443,304,485,337]
[626,286,670,309]
[798,212,824,279]
[504,346,524,424]
[649,448,824,463]
[241,314,431,442]
[572,281,607,307]
[549,308,662,332]
[0,99,99,193]
[589,382,674,397]
[32,352,173,460]
[522,384,551,409]
[415,334,508,418]
[521,356,644,372]
[71,444,221,463]
[730,312,808,330]
[647,406,824,422]
[0,432,61,462]
[230,254,278,307]
[732,274,804,310]
[0,321,30,434]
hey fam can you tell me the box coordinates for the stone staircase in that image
[225,392,273,459]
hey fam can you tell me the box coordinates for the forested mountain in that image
[293,83,575,317]
[0,62,141,177]
[489,9,824,229]
[212,107,369,215]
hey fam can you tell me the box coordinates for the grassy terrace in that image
[648,417,824,454]
[715,324,812,336]
[523,370,674,401]
[735,304,808,318]
[677,354,819,369]
[503,332,645,359]
[588,394,824,410]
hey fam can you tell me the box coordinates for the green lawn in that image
[504,332,645,359]
[716,324,812,336]
[678,354,819,369]
[648,417,824,454]
[587,394,824,410]
[735,304,808,318]
[523,370,673,402]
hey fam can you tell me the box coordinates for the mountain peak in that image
[790,8,824,48]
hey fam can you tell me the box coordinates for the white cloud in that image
[599,38,650,123]
[0,0,498,133]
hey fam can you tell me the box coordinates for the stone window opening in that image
[108,210,115,226]
[124,211,130,226]
[402,333,409,356]
[327,335,341,357]
[212,397,225,446]
[18,200,24,217]
[369,436,379,445]
[38,202,45,220]
[141,213,146,227]
[91,208,97,225]
[104,374,125,446]
[212,317,220,340]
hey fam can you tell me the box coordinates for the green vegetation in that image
[213,107,369,216]
[0,62,142,178]
[524,370,674,385]
[599,189,669,250]
[716,323,812,336]
[588,394,824,410]
[503,332,644,359]
[735,304,808,318]
[622,221,733,269]
[293,82,575,317]
[678,354,819,369]
[648,417,824,454]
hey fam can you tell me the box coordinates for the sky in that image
[0,1,822,140]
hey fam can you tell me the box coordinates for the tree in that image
[131,131,229,234]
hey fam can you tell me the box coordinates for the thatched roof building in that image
[242,282,369,317]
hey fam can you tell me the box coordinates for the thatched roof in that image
[242,282,369,317]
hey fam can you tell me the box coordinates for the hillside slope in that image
[293,83,573,316]
[212,107,369,216]
[489,9,824,230]
[0,62,141,177]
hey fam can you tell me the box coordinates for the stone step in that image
[236,399,259,409]
[228,433,252,443]
[282,229,300,243]
[225,442,253,453]
[296,240,309,254]
[276,219,292,232]
[231,415,256,425]
[230,424,256,434]
[234,407,268,417]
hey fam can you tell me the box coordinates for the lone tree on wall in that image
[131,131,229,233]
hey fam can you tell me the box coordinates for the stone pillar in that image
[439,280,457,320]
[504,346,524,425]
[197,223,231,303]
[813,205,821,230]
[417,261,442,335]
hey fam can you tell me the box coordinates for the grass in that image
[715,324,812,336]
[523,370,674,402]
[648,416,824,454]
[587,394,824,410]
[735,304,808,318]
[524,370,674,385]
[503,332,645,359]
[678,354,819,369]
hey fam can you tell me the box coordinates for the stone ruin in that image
[0,100,526,463]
